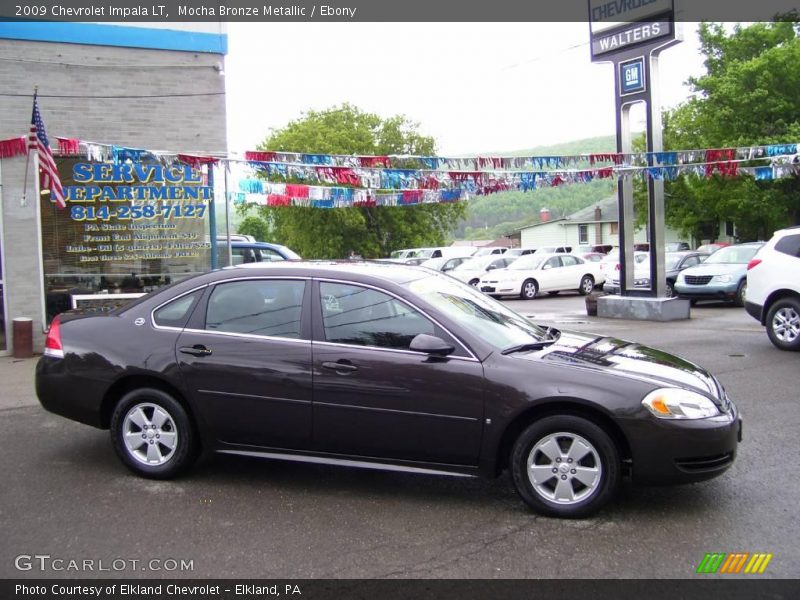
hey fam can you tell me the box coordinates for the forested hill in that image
[453,134,621,241]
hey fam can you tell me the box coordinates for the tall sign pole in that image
[589,0,681,298]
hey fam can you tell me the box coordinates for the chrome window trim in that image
[150,283,210,331]
[182,327,312,344]
[315,277,479,361]
[312,340,478,363]
[165,276,312,341]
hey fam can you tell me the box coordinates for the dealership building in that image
[0,22,228,354]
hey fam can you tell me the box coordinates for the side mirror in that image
[409,333,455,356]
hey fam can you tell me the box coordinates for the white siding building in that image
[520,196,684,249]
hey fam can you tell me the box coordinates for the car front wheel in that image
[521,279,538,300]
[511,415,620,518]
[766,297,800,351]
[734,280,747,307]
[110,388,199,479]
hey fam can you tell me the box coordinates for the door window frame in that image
[0,187,6,356]
[310,278,478,361]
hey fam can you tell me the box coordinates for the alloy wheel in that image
[527,432,602,505]
[122,402,179,466]
[772,306,800,344]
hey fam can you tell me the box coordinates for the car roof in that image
[233,260,434,284]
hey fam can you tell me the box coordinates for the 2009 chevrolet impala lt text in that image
[36,262,742,518]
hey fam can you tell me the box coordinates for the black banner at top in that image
[0,0,798,22]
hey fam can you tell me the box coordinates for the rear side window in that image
[153,290,203,328]
[775,234,800,258]
[206,280,305,338]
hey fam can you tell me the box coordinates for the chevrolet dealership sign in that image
[589,0,675,59]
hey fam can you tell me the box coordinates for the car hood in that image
[681,263,745,276]
[517,329,720,398]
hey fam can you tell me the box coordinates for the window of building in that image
[206,280,304,338]
[610,223,619,235]
[319,282,434,350]
[41,157,213,322]
[579,224,589,244]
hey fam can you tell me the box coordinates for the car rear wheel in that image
[665,280,675,298]
[110,388,198,479]
[766,297,800,351]
[511,415,620,518]
[734,280,746,307]
[578,275,595,296]
[521,279,538,300]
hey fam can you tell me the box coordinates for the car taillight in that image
[44,315,64,359]
[615,264,620,271]
[747,258,762,271]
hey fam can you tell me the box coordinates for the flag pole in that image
[21,86,38,207]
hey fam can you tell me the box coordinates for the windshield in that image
[420,257,446,269]
[508,255,545,270]
[704,245,761,265]
[453,256,493,271]
[405,275,548,349]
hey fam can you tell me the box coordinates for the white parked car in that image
[450,255,516,286]
[745,227,800,351]
[479,253,605,299]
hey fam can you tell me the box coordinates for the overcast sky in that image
[224,22,705,156]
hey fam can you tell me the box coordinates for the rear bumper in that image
[621,403,741,485]
[744,300,764,324]
[36,357,108,428]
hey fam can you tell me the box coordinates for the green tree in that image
[660,19,800,239]
[237,215,270,241]
[246,104,465,258]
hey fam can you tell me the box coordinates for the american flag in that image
[29,92,65,208]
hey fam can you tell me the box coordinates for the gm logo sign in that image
[696,552,773,574]
[619,57,646,96]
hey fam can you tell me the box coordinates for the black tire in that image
[520,279,538,300]
[510,415,621,518]
[664,280,675,298]
[468,278,480,287]
[765,297,800,351]
[578,275,595,296]
[734,280,746,307]
[110,388,199,479]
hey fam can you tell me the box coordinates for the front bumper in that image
[621,402,741,485]
[674,280,739,300]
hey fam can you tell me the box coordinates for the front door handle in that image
[179,344,212,357]
[322,361,358,373]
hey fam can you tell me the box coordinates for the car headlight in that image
[711,274,732,283]
[642,388,720,419]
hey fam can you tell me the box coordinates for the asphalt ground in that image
[1,295,798,579]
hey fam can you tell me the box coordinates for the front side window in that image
[319,282,434,350]
[206,280,305,338]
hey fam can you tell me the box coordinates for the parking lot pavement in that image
[1,298,798,579]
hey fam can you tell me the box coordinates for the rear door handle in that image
[179,345,213,357]
[322,361,358,373]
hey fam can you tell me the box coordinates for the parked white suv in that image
[745,227,800,350]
